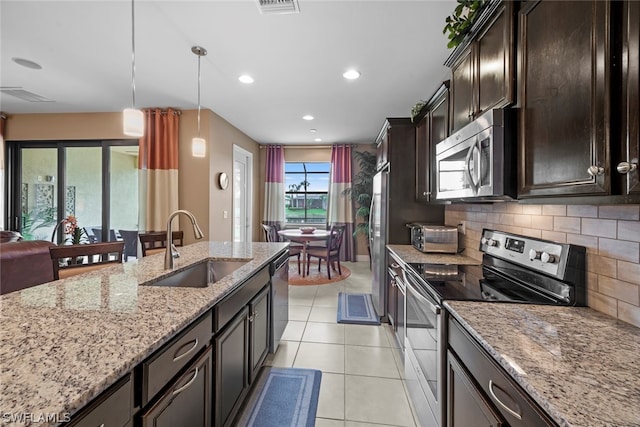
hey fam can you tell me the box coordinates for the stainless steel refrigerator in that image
[369,119,444,320]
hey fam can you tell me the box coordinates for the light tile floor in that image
[264,261,418,427]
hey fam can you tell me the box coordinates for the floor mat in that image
[234,367,322,427]
[336,292,380,325]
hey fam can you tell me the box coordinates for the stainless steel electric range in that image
[402,229,586,427]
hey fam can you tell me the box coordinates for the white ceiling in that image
[0,0,456,145]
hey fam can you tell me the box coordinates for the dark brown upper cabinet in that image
[517,0,611,198]
[416,82,450,202]
[447,1,516,133]
[619,1,640,195]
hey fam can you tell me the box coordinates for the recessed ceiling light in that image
[343,69,360,80]
[314,138,322,142]
[302,115,314,121]
[310,129,317,133]
[11,57,42,70]
[239,74,254,84]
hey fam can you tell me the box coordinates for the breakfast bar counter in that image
[0,241,288,426]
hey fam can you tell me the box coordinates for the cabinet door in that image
[518,0,611,197]
[141,347,212,427]
[215,307,249,427]
[447,351,505,427]
[620,1,640,194]
[415,114,431,202]
[450,47,475,133]
[476,1,515,113]
[249,285,270,383]
[376,125,389,171]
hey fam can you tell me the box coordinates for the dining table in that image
[277,228,332,277]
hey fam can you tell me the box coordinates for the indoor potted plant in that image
[342,150,377,267]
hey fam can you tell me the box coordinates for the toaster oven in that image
[409,224,458,254]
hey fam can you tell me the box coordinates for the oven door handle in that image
[464,143,479,195]
[405,269,441,315]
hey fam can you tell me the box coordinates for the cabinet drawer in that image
[141,311,212,406]
[214,266,269,333]
[69,373,132,427]
[140,346,212,427]
[448,318,555,426]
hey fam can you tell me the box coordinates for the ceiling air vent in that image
[256,0,300,15]
[0,87,54,102]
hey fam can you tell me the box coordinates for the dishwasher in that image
[269,250,289,353]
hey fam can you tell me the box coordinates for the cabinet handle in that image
[172,338,199,362]
[488,380,522,420]
[172,367,199,396]
[587,165,604,176]
[617,162,638,174]
[248,314,255,323]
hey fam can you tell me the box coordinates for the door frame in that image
[232,145,253,242]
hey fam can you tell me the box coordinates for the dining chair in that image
[118,229,139,261]
[306,224,345,279]
[49,241,125,280]
[92,227,118,242]
[261,223,301,275]
[139,231,184,257]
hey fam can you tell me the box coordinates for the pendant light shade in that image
[123,108,144,137]
[123,0,144,137]
[191,45,207,158]
[192,137,206,157]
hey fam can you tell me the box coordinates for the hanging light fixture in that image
[191,45,207,158]
[123,0,144,137]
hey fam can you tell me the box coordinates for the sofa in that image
[0,232,55,295]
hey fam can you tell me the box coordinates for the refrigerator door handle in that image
[369,196,375,243]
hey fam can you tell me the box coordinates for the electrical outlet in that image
[223,210,228,219]
[457,221,466,235]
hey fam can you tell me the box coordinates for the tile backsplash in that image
[445,203,640,328]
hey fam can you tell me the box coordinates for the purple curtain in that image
[328,144,355,261]
[263,145,285,235]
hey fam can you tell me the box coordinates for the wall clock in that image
[218,172,229,190]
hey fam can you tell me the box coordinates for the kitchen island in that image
[445,301,640,427]
[0,241,288,426]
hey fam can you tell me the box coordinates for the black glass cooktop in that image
[406,261,573,305]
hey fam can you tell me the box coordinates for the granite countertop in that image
[387,244,480,265]
[0,241,288,426]
[445,301,640,427]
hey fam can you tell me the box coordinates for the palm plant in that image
[343,150,377,239]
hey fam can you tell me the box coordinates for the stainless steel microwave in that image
[435,109,516,200]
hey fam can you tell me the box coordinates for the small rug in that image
[288,261,351,286]
[337,292,380,325]
[235,367,322,427]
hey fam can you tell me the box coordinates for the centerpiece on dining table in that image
[299,227,316,234]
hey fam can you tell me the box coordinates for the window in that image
[285,162,330,224]
[6,140,138,243]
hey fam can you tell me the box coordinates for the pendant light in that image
[191,45,207,158]
[123,0,144,137]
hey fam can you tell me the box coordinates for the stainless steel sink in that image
[144,260,248,288]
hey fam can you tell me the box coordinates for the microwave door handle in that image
[471,144,481,188]
[464,145,478,195]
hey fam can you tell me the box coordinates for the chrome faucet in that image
[165,209,204,269]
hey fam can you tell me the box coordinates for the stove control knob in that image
[529,249,541,261]
[481,237,499,247]
[541,252,557,264]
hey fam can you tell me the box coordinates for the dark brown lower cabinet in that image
[249,285,270,383]
[447,316,556,427]
[215,306,250,427]
[140,346,212,427]
[447,351,505,427]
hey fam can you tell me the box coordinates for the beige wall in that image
[5,110,261,243]
[445,203,640,328]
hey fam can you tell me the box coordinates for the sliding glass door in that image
[7,140,138,248]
